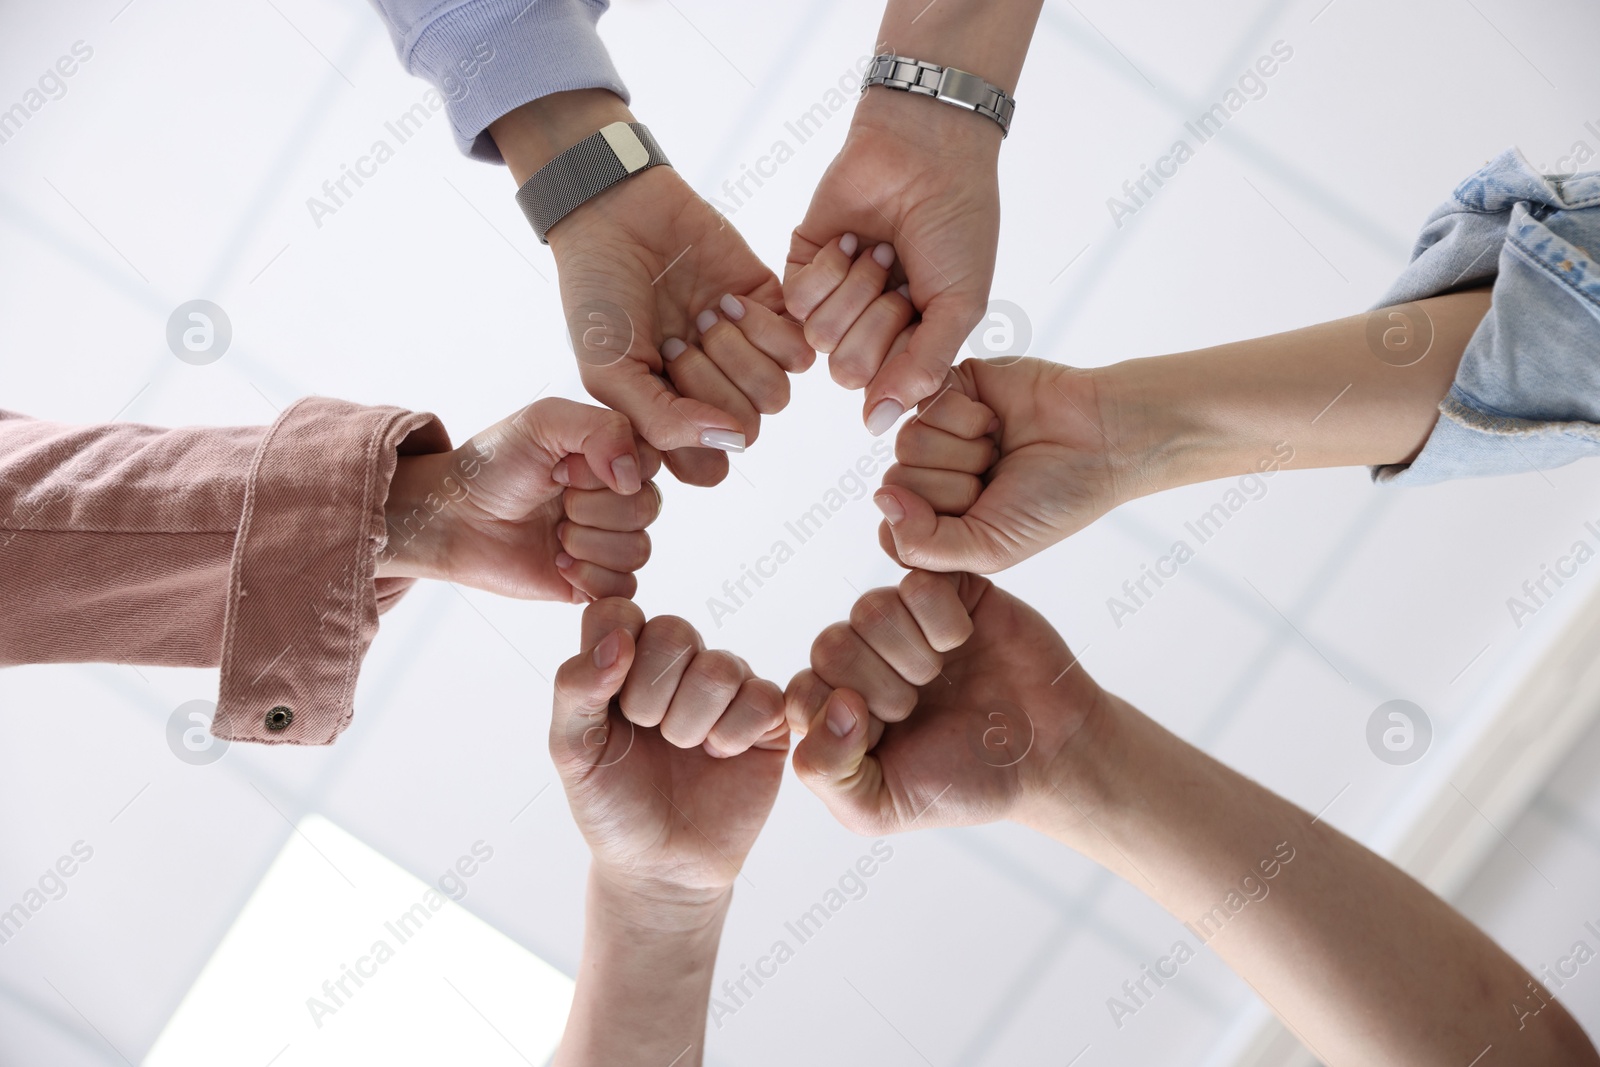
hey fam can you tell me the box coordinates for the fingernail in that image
[873,491,904,526]
[872,242,895,270]
[662,338,688,361]
[557,551,575,570]
[552,459,570,486]
[866,399,904,437]
[826,693,856,738]
[696,308,719,335]
[840,233,859,258]
[610,454,641,494]
[896,283,911,300]
[987,416,1000,435]
[593,629,621,669]
[698,428,746,453]
[719,294,745,321]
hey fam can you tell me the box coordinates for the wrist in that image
[873,0,1042,93]
[1014,685,1125,843]
[377,452,458,581]
[852,85,1003,158]
[1088,355,1259,499]
[588,864,734,938]
[488,88,636,186]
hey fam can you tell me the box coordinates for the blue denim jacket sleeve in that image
[366,0,627,162]
[1371,147,1600,485]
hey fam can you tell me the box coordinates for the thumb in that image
[522,398,643,496]
[790,689,892,835]
[863,294,980,432]
[873,484,1006,573]
[551,599,646,770]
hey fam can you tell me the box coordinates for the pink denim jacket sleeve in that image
[0,397,450,745]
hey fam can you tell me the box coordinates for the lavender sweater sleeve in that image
[366,0,629,162]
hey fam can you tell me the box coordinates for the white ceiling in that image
[3,0,1600,1063]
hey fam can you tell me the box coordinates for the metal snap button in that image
[265,706,294,732]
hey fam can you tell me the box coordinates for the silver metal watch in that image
[514,121,671,244]
[860,54,1016,137]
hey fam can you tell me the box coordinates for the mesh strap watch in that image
[514,121,671,244]
[860,54,1016,138]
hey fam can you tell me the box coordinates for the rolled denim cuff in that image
[1373,148,1600,486]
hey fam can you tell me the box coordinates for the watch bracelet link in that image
[515,121,671,244]
[860,54,1015,137]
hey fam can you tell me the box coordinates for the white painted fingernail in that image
[872,242,895,269]
[699,428,746,452]
[839,233,859,258]
[866,399,904,437]
[719,294,745,321]
[896,283,911,300]
[696,308,719,334]
[662,338,688,361]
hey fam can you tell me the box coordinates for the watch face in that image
[599,121,651,173]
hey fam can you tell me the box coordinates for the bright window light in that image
[142,814,573,1067]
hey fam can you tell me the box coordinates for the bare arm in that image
[554,873,728,1067]
[789,572,1599,1065]
[1101,287,1492,488]
[874,289,1493,572]
[1024,687,1599,1065]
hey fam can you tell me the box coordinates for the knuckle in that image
[902,654,942,687]
[599,407,631,439]
[645,615,701,660]
[523,396,563,425]
[893,426,929,465]
[880,462,913,488]
[586,596,644,634]
[829,353,872,391]
[849,588,901,631]
[899,363,948,406]
[900,569,949,612]
[658,717,701,749]
[791,741,839,785]
[696,650,746,693]
[750,376,791,416]
[618,689,663,727]
[812,622,861,676]
[742,678,784,721]
[631,531,653,568]
[878,686,918,722]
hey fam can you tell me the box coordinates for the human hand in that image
[491,92,814,489]
[379,397,660,602]
[550,598,788,903]
[785,569,1104,834]
[553,167,816,486]
[785,90,1001,436]
[873,357,1137,573]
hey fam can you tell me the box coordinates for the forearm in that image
[554,869,729,1067]
[1097,288,1491,493]
[875,0,1044,92]
[855,0,1043,152]
[1022,693,1598,1065]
